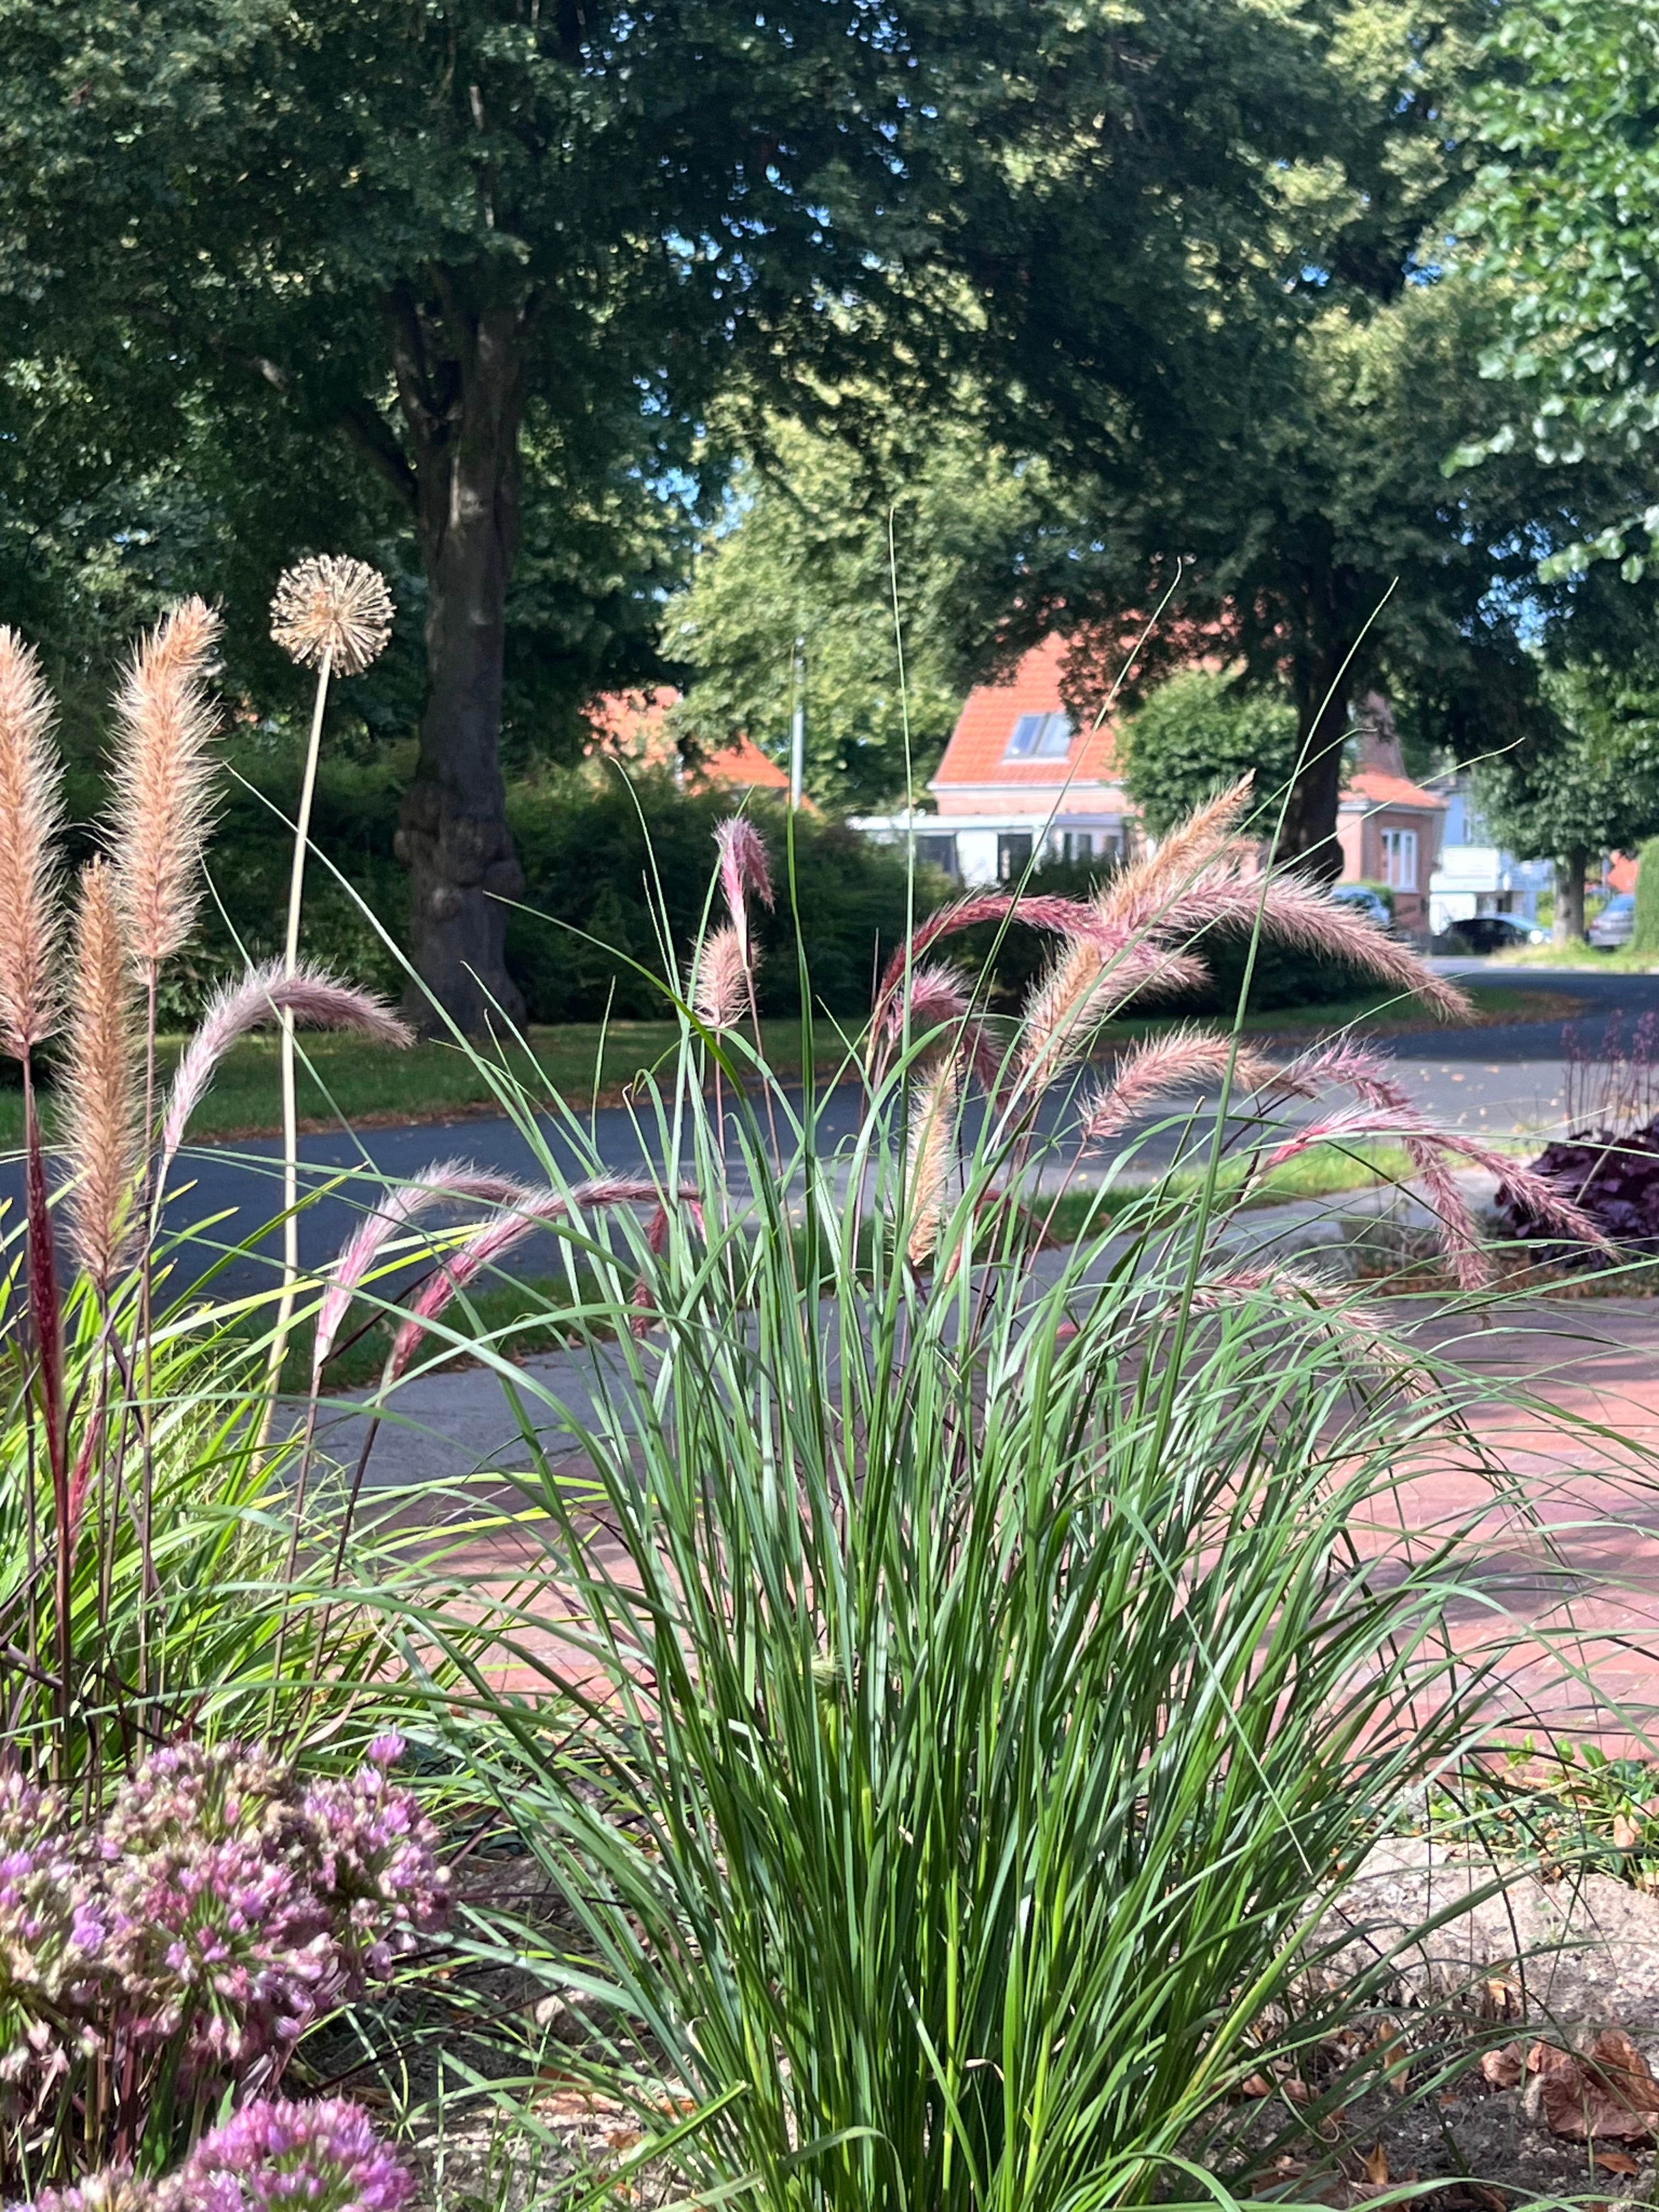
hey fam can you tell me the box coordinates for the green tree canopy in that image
[0,0,1357,1028]
[1454,0,1659,580]
[669,416,1051,811]
[1116,670,1300,839]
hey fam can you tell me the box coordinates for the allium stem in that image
[265,645,332,1419]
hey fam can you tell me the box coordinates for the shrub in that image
[1118,667,1300,838]
[504,769,934,1020]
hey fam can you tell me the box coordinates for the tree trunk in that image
[1555,846,1588,944]
[1275,661,1351,882]
[390,294,528,1033]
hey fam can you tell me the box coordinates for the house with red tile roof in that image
[1335,697,1448,936]
[849,637,1134,884]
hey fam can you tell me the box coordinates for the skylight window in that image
[1004,711,1073,760]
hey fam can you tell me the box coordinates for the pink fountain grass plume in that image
[1093,776,1255,936]
[161,962,413,1170]
[1020,939,1208,1091]
[1275,1037,1415,1115]
[0,627,65,1061]
[387,1178,688,1381]
[1188,1266,1421,1386]
[61,860,142,1293]
[874,961,1006,1091]
[693,923,749,1034]
[108,597,222,972]
[313,1162,534,1383]
[1152,873,1471,1023]
[905,1058,960,1269]
[872,891,1103,1017]
[1081,1028,1279,1144]
[715,817,775,958]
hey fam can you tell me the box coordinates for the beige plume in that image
[0,628,65,1059]
[905,1058,960,1268]
[61,860,141,1290]
[109,598,223,970]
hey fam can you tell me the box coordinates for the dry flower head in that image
[0,626,65,1057]
[61,859,140,1290]
[270,556,394,678]
[109,597,222,970]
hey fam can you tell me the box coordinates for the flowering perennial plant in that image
[0,1740,445,2186]
[16,2096,414,2211]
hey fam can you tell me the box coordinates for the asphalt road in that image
[10,960,1656,1303]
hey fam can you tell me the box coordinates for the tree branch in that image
[339,398,419,514]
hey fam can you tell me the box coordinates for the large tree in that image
[952,1,1655,874]
[0,0,1372,1023]
[0,1,960,1024]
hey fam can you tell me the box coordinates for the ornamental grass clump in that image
[351,785,1636,2212]
[0,1737,445,2191]
[0,600,419,1776]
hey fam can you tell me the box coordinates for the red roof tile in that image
[702,733,789,790]
[1342,768,1447,812]
[933,637,1121,791]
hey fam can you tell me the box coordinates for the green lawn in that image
[0,979,1570,1150]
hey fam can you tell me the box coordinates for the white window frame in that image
[1380,828,1419,892]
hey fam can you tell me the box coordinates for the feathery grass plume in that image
[1152,872,1472,1022]
[692,924,749,1034]
[312,1162,533,1383]
[269,555,394,678]
[160,963,412,1170]
[1019,939,1207,1090]
[714,817,775,961]
[877,962,1005,1092]
[1187,1266,1421,1386]
[60,861,141,1292]
[1093,775,1255,936]
[0,629,65,1059]
[873,891,1101,1018]
[108,597,222,972]
[386,1178,677,1381]
[905,1058,960,1269]
[1080,1028,1279,1143]
[1276,1036,1415,1115]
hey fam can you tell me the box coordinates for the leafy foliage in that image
[1118,669,1301,838]
[670,416,1053,809]
[1455,0,1659,577]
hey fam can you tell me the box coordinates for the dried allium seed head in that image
[61,860,140,1291]
[0,627,65,1059]
[109,597,222,970]
[270,555,394,678]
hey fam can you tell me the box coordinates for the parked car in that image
[1328,884,1392,931]
[1589,892,1637,950]
[1441,914,1549,953]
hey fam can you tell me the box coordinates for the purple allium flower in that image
[300,1758,449,1988]
[14,2175,156,2210]
[168,2098,414,2212]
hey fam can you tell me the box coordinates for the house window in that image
[914,833,959,876]
[1059,831,1093,863]
[997,831,1034,881]
[1004,712,1073,760]
[1380,828,1419,891]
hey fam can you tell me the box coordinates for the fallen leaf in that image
[1594,2152,1641,2178]
[1616,1815,1643,1850]
[1285,2077,1311,2104]
[1362,2143,1390,2186]
[1242,2073,1274,2098]
[1533,2032,1659,2143]
[1481,2044,1525,2090]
